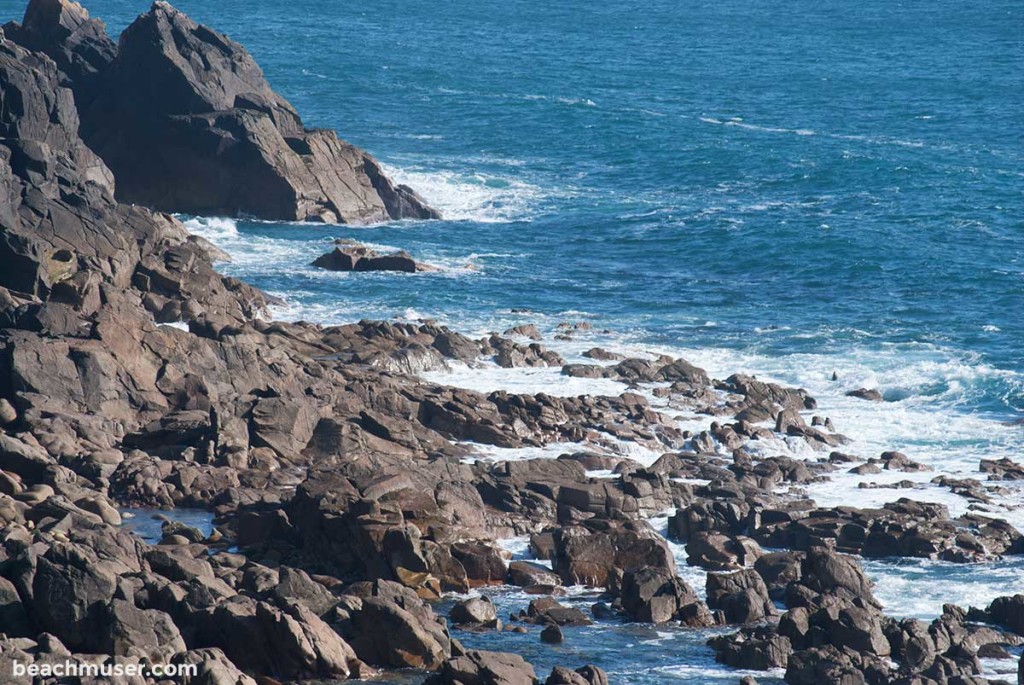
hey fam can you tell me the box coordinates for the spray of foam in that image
[381,162,547,223]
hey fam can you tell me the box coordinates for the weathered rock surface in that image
[3,4,1024,684]
[6,0,438,224]
[426,649,539,685]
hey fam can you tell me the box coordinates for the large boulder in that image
[426,650,538,685]
[705,569,775,625]
[551,519,674,587]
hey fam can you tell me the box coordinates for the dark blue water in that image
[62,0,1023,421]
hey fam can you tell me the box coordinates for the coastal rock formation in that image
[2,2,1024,684]
[312,243,438,273]
[5,0,439,224]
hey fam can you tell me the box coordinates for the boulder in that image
[552,519,674,587]
[546,665,608,685]
[540,623,563,643]
[344,596,450,670]
[846,388,883,402]
[312,244,437,273]
[426,650,538,685]
[619,568,701,624]
[450,596,499,628]
[705,569,775,624]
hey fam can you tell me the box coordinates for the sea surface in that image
[25,0,1024,681]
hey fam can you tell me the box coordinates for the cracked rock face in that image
[5,0,440,224]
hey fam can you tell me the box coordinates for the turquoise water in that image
[16,0,1024,681]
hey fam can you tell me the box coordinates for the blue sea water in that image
[13,0,1024,681]
[73,0,1023,419]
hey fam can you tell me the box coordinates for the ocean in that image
[35,0,1024,681]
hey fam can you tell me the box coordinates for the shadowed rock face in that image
[5,0,439,224]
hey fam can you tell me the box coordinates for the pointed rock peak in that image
[22,0,93,37]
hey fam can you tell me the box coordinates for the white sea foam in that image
[420,361,629,398]
[699,115,930,149]
[864,557,1024,620]
[382,163,547,223]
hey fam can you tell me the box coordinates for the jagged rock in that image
[706,569,775,624]
[54,1,438,224]
[710,627,793,670]
[754,551,805,601]
[336,582,451,670]
[95,599,186,661]
[619,568,703,624]
[551,519,675,587]
[2,0,116,105]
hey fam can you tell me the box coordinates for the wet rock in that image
[752,500,1021,563]
[312,244,437,273]
[846,388,884,402]
[540,623,563,643]
[582,348,624,362]
[489,335,565,368]
[523,597,592,627]
[504,324,543,340]
[784,644,884,685]
[451,542,509,588]
[985,595,1024,635]
[619,567,703,624]
[546,665,608,685]
[980,458,1024,481]
[508,561,562,588]
[709,627,792,670]
[686,532,763,571]
[754,551,805,601]
[880,451,931,473]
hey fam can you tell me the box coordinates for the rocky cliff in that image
[4,0,439,224]
[1,2,1023,684]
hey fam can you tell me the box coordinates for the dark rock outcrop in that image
[7,0,438,224]
[312,243,438,273]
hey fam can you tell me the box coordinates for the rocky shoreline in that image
[1,1,1022,684]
